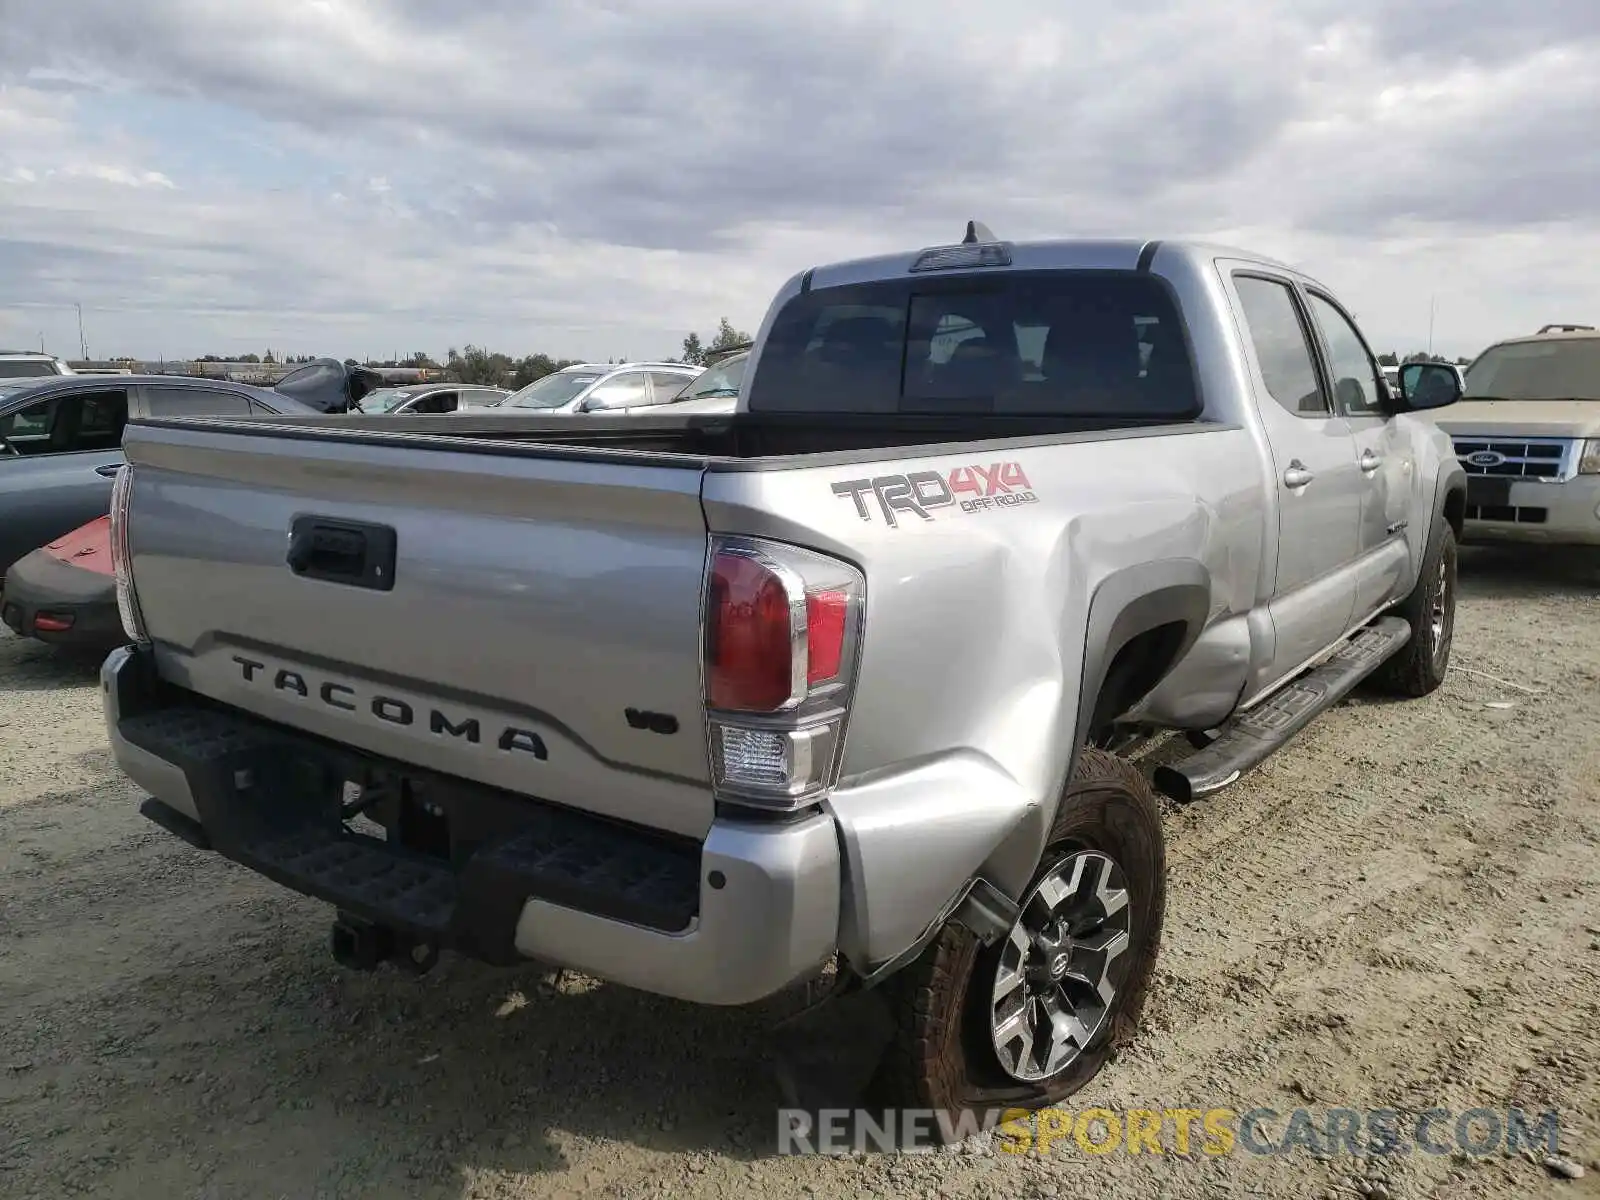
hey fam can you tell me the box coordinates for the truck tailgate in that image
[120,422,716,838]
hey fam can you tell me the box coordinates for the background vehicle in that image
[663,346,749,415]
[1421,324,1600,545]
[1,376,325,646]
[0,367,356,587]
[486,362,702,415]
[271,359,386,414]
[357,384,510,415]
[101,230,1465,1134]
[0,351,75,379]
[1,516,121,649]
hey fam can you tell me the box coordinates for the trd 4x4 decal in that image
[831,461,1039,527]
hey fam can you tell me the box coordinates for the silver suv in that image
[0,351,75,380]
[486,362,701,415]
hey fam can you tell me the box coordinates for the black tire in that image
[867,748,1165,1132]
[1369,518,1457,697]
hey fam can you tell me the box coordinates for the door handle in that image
[1283,462,1315,489]
[95,463,123,478]
[1360,450,1383,473]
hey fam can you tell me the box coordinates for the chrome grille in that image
[1451,436,1577,481]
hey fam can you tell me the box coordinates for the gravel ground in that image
[2,545,1598,1200]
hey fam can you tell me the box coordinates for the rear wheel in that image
[869,749,1165,1130]
[1370,519,1457,697]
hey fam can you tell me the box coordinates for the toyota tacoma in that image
[101,226,1467,1125]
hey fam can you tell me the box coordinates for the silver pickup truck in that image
[101,228,1467,1126]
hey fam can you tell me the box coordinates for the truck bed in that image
[113,405,1219,844]
[133,408,1207,468]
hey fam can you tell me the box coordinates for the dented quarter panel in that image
[700,418,1262,964]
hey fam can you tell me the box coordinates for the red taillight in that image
[34,613,74,632]
[707,551,798,712]
[805,590,847,684]
[705,544,861,714]
[703,535,864,810]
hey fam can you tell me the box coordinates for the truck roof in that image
[801,235,1306,293]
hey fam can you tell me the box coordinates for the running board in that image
[1152,616,1411,803]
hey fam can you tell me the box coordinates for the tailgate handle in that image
[286,516,397,591]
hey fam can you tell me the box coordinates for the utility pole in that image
[1427,296,1436,358]
[75,302,87,361]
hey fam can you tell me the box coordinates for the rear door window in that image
[648,371,693,403]
[1232,276,1329,418]
[745,271,1199,418]
[143,386,254,418]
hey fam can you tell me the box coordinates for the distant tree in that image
[238,353,260,364]
[263,349,276,365]
[710,317,750,355]
[1376,351,1398,366]
[680,318,752,366]
[445,344,518,386]
[510,353,576,388]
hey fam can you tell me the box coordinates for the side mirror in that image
[581,388,628,411]
[1396,362,1463,412]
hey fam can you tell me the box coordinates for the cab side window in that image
[1304,292,1385,417]
[409,392,459,414]
[0,389,129,455]
[584,372,651,410]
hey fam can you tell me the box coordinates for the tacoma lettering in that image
[229,654,546,759]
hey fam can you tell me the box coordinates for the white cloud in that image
[0,0,1596,361]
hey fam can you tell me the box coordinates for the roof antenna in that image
[963,220,996,244]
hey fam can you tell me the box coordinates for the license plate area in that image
[1465,476,1513,508]
[338,769,471,866]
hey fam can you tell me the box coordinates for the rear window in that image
[745,270,1199,418]
[0,360,56,379]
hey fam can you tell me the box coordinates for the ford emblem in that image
[1467,450,1505,468]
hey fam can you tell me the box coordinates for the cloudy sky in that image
[1,0,1596,364]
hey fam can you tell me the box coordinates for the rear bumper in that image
[1461,474,1600,546]
[101,644,841,1006]
[1,549,124,648]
